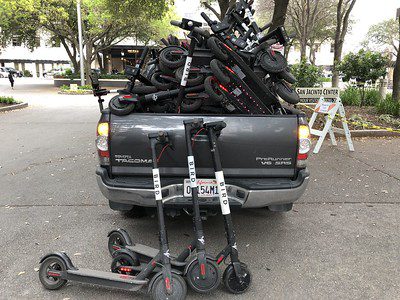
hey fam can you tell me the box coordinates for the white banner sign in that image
[296,87,340,103]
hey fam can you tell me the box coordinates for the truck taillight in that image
[297,124,311,168]
[96,122,110,165]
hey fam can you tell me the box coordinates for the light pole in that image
[77,0,85,86]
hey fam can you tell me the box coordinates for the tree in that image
[0,0,40,50]
[365,18,400,102]
[201,0,235,21]
[287,0,336,61]
[331,0,356,87]
[339,50,388,106]
[256,0,290,32]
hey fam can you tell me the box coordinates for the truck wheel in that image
[268,203,293,212]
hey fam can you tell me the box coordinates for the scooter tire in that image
[159,46,186,69]
[151,273,187,300]
[277,67,297,84]
[275,80,300,104]
[109,95,136,116]
[223,263,251,294]
[180,97,203,113]
[210,59,231,85]
[259,50,287,73]
[174,66,204,87]
[151,71,173,90]
[186,259,221,293]
[108,231,128,256]
[207,37,229,62]
[39,256,68,290]
[110,252,140,275]
[204,76,224,102]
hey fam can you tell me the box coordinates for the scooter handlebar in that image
[201,12,213,26]
[170,20,182,28]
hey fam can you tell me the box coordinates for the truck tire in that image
[268,203,293,212]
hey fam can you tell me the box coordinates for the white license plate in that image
[184,179,219,198]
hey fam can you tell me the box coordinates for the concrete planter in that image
[54,78,128,88]
[0,102,28,112]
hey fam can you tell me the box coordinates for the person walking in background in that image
[8,72,15,89]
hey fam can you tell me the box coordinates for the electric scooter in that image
[203,120,252,294]
[38,132,187,300]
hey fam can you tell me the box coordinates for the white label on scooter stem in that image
[181,57,192,87]
[215,171,230,215]
[152,169,163,201]
[245,8,256,23]
[187,156,197,188]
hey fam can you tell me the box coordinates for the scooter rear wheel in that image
[186,259,221,293]
[110,252,139,275]
[223,263,251,294]
[151,273,187,300]
[108,231,128,256]
[39,256,68,290]
[109,96,136,116]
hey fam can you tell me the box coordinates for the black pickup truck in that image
[95,109,311,216]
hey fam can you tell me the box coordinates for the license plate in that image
[184,179,219,198]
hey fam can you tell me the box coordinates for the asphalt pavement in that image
[0,79,399,299]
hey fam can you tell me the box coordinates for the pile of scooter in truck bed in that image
[91,1,300,116]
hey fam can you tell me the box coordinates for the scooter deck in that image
[66,268,147,291]
[126,244,187,267]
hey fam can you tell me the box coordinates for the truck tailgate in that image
[109,114,298,178]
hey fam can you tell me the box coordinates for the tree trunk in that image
[269,0,290,32]
[332,42,343,87]
[84,43,93,85]
[309,44,316,65]
[393,22,400,102]
[300,39,307,61]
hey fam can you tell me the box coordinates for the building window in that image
[330,43,335,53]
[12,36,22,47]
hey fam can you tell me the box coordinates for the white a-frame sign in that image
[308,97,354,154]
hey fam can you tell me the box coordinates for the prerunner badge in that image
[152,168,162,201]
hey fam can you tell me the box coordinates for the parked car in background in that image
[4,67,23,77]
[43,68,63,78]
[0,67,9,78]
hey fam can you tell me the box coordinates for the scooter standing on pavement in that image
[203,120,252,294]
[38,131,187,300]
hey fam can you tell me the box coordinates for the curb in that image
[336,129,400,137]
[58,91,92,95]
[0,102,28,112]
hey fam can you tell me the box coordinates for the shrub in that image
[0,96,18,104]
[341,86,361,106]
[291,59,323,88]
[78,85,92,90]
[376,94,400,116]
[23,70,33,77]
[60,85,69,91]
[363,89,382,106]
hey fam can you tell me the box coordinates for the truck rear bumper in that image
[96,167,310,209]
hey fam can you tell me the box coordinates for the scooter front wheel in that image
[186,259,221,293]
[223,263,251,294]
[39,256,68,290]
[151,273,187,300]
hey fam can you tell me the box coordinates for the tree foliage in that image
[365,18,399,56]
[339,50,388,83]
[0,0,172,82]
[291,59,323,87]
